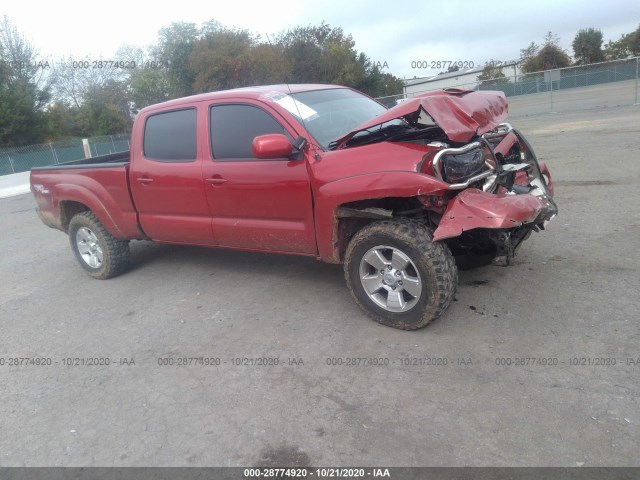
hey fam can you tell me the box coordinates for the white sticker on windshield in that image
[260,91,319,121]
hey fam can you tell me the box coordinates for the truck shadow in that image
[128,240,343,285]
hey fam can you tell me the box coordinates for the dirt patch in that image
[255,445,312,467]
[464,280,490,286]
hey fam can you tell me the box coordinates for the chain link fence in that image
[377,57,640,113]
[2,58,637,176]
[0,134,130,176]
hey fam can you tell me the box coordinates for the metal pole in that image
[82,139,92,159]
[8,154,16,173]
[49,143,58,164]
[635,57,639,105]
[110,135,116,152]
[550,78,553,113]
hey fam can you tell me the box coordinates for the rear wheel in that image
[344,219,457,330]
[68,211,130,279]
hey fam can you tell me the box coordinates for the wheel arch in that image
[52,182,137,239]
[60,200,90,232]
[313,171,449,263]
[334,196,432,264]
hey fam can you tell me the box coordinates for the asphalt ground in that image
[1,105,639,467]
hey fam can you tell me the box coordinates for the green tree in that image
[381,73,404,96]
[0,16,51,146]
[49,55,132,137]
[277,22,367,87]
[572,28,605,65]
[477,60,509,87]
[153,22,199,97]
[604,24,640,59]
[188,26,255,92]
[275,22,403,97]
[277,23,334,83]
[129,67,171,111]
[112,44,172,112]
[47,80,131,139]
[78,79,131,135]
[241,43,292,86]
[130,19,405,102]
[351,54,383,96]
[45,101,83,139]
[520,32,571,73]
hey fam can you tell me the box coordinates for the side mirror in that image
[252,134,293,159]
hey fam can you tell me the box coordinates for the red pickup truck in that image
[31,84,557,330]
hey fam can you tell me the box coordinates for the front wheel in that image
[68,211,130,279]
[344,220,457,330]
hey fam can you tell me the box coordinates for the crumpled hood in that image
[337,89,508,145]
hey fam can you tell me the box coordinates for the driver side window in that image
[210,104,291,161]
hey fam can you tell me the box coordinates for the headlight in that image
[442,148,485,183]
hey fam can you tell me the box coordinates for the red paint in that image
[252,134,293,159]
[30,166,142,239]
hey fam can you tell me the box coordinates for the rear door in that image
[130,107,214,244]
[202,102,317,254]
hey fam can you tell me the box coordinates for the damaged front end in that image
[429,123,558,266]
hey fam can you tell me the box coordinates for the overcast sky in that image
[2,0,638,79]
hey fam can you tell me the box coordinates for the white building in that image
[403,61,522,98]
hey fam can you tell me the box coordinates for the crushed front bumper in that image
[432,124,558,265]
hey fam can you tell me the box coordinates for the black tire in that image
[68,211,130,279]
[344,219,457,330]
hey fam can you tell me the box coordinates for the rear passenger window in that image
[210,104,289,160]
[144,109,196,161]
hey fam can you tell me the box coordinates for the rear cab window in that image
[143,108,197,162]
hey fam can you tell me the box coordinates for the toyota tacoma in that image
[31,84,557,329]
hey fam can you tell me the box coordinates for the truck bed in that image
[31,151,130,171]
[30,150,142,240]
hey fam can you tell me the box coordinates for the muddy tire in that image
[68,211,130,279]
[344,219,457,330]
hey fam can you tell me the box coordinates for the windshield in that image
[287,88,388,149]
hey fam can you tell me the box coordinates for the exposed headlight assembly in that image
[432,142,494,189]
[442,148,485,183]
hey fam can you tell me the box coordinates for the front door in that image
[202,102,317,254]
